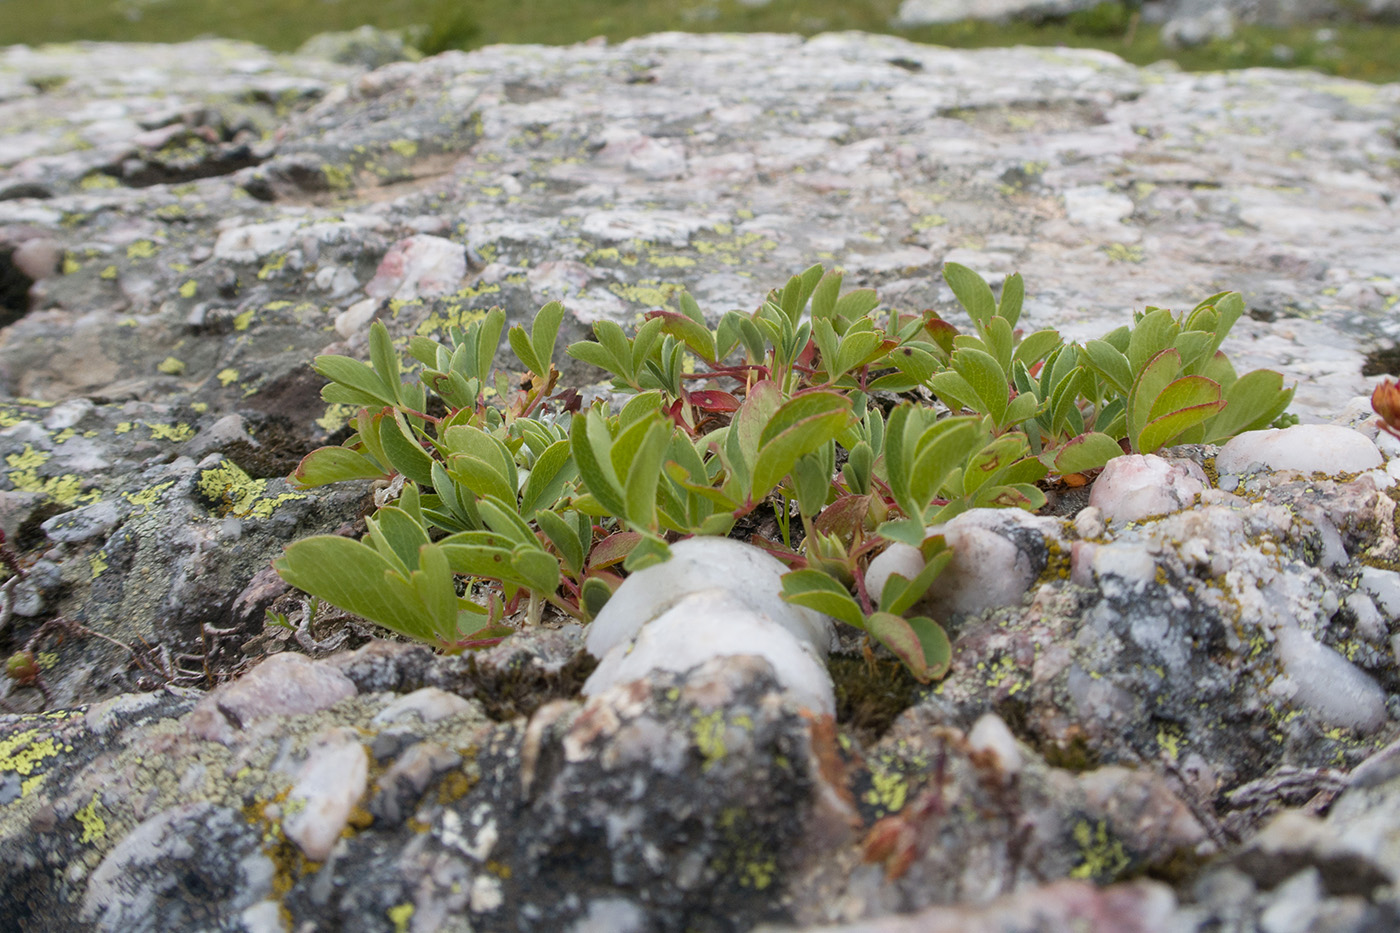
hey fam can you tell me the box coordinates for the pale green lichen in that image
[1069,819,1130,880]
[74,791,107,844]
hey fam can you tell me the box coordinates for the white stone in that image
[1089,454,1207,523]
[583,588,835,715]
[1359,566,1400,616]
[1063,186,1135,227]
[335,298,379,339]
[281,727,370,861]
[865,509,1060,619]
[585,536,830,660]
[1216,424,1382,476]
[1273,625,1387,735]
[371,687,473,725]
[213,220,302,263]
[967,712,1022,776]
[363,234,466,302]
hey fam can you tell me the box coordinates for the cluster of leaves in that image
[274,263,1294,681]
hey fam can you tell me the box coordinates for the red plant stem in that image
[853,565,875,616]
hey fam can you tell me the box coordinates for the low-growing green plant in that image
[273,263,1294,681]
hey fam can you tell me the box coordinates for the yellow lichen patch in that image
[157,357,186,375]
[217,368,240,387]
[1102,243,1145,264]
[415,303,490,338]
[233,309,256,331]
[389,139,419,159]
[124,480,175,512]
[89,550,108,579]
[316,403,359,433]
[1069,819,1130,880]
[179,279,198,298]
[609,280,684,308]
[126,240,157,260]
[862,760,910,815]
[74,791,107,844]
[62,256,81,275]
[80,173,119,190]
[148,423,195,442]
[198,460,305,520]
[322,163,353,190]
[648,254,697,269]
[5,445,96,506]
[0,726,74,798]
[387,903,414,933]
[258,254,288,280]
[99,265,118,280]
[693,710,728,771]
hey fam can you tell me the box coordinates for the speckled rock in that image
[2,27,1400,933]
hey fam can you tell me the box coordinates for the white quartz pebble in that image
[1089,454,1207,523]
[1216,424,1382,476]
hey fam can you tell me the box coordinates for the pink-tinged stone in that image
[187,653,357,744]
[364,234,466,302]
[794,878,1176,932]
[1216,423,1382,476]
[281,727,369,861]
[1089,454,1207,522]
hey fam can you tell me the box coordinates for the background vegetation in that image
[1,0,1398,84]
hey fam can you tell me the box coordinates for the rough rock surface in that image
[0,30,1399,932]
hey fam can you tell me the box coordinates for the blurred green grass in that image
[2,0,1398,84]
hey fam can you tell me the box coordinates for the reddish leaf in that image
[588,531,641,569]
[687,390,741,413]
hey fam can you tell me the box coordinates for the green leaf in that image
[536,509,584,576]
[887,344,940,386]
[275,536,436,643]
[1013,329,1062,368]
[507,323,542,376]
[622,418,671,530]
[864,611,950,682]
[781,569,864,628]
[1127,348,1183,451]
[412,542,458,640]
[532,300,565,375]
[315,354,398,406]
[580,576,615,619]
[1003,391,1039,428]
[472,307,506,383]
[368,321,401,405]
[571,410,626,517]
[943,262,997,328]
[622,534,671,572]
[1127,308,1179,376]
[511,546,561,594]
[476,496,536,549]
[1147,375,1221,423]
[832,288,880,327]
[1136,400,1225,454]
[981,316,1014,374]
[834,328,883,381]
[998,272,1024,328]
[289,446,387,488]
[810,269,843,322]
[1049,432,1122,475]
[518,439,576,518]
[1202,369,1293,443]
[928,370,982,415]
[1082,339,1133,397]
[907,417,981,511]
[751,391,853,501]
[650,310,717,363]
[962,435,1031,496]
[950,348,1009,425]
[878,537,953,616]
[565,339,617,375]
[367,505,429,575]
[379,411,437,486]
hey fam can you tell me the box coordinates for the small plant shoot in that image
[274,263,1295,679]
